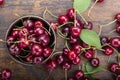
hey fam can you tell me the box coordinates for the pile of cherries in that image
[6,19,54,64]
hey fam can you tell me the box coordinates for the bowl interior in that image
[6,16,56,66]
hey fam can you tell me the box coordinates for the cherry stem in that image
[42,26,51,36]
[14,13,23,23]
[107,29,116,36]
[74,10,77,27]
[107,55,111,64]
[43,7,47,19]
[117,54,120,66]
[19,53,31,58]
[57,30,69,40]
[94,50,97,58]
[51,51,62,58]
[88,0,98,19]
[98,25,102,36]
[65,70,67,80]
[65,41,70,51]
[58,22,73,29]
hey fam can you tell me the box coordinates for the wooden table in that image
[0,0,120,80]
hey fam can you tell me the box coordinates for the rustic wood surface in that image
[0,0,120,80]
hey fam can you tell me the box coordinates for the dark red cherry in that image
[72,43,82,55]
[56,55,64,64]
[26,55,34,62]
[43,47,52,57]
[1,68,12,80]
[31,43,43,56]
[100,36,109,45]
[19,28,29,37]
[116,75,120,80]
[70,26,82,37]
[34,27,45,36]
[62,61,72,70]
[29,36,37,46]
[9,44,21,55]
[82,42,89,48]
[83,22,93,30]
[29,29,34,35]
[62,48,69,56]
[90,58,99,67]
[46,59,57,71]
[115,13,120,22]
[32,56,44,64]
[67,8,75,20]
[7,36,14,45]
[97,0,104,3]
[50,21,58,32]
[116,24,120,34]
[11,29,19,38]
[75,70,84,80]
[62,26,70,35]
[72,56,81,65]
[18,37,30,48]
[0,0,4,5]
[58,15,68,25]
[83,49,94,60]
[76,19,82,27]
[23,20,34,29]
[109,63,119,73]
[110,37,120,48]
[69,35,78,44]
[67,77,75,80]
[103,46,114,56]
[37,34,50,46]
[67,50,77,60]
[34,20,44,27]
[84,77,90,80]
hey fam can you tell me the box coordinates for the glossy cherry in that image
[100,36,109,45]
[109,63,119,73]
[34,20,44,27]
[58,15,68,25]
[0,0,4,5]
[62,48,69,56]
[32,56,44,64]
[72,43,82,55]
[110,37,120,48]
[69,35,78,44]
[115,13,120,22]
[67,50,77,60]
[75,70,84,80]
[67,8,74,20]
[84,49,94,60]
[34,27,45,36]
[103,46,114,56]
[43,47,52,57]
[83,22,93,30]
[62,26,70,35]
[19,28,29,37]
[9,44,21,55]
[76,19,82,27]
[70,26,82,37]
[23,20,34,29]
[18,37,30,48]
[116,24,120,34]
[1,68,12,80]
[62,61,72,70]
[72,56,81,65]
[50,21,58,32]
[26,55,34,62]
[11,29,19,38]
[6,36,14,45]
[56,55,64,64]
[97,0,104,3]
[90,58,100,67]
[46,59,57,71]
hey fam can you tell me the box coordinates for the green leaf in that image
[73,0,91,13]
[80,29,101,48]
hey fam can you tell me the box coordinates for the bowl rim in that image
[5,15,56,66]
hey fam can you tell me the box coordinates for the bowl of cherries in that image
[5,16,56,66]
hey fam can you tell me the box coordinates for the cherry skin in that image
[9,44,21,55]
[90,58,100,67]
[69,35,78,44]
[56,55,64,64]
[62,48,69,56]
[83,49,94,60]
[1,68,12,80]
[116,75,120,80]
[6,36,14,45]
[82,42,89,48]
[0,0,4,5]
[37,33,50,46]
[62,26,70,35]
[110,37,120,48]
[84,77,90,80]
[18,37,30,48]
[76,19,82,27]
[58,15,68,25]
[46,59,57,71]
[67,77,75,80]
[34,20,44,27]
[26,55,34,62]
[103,46,114,56]
[62,61,72,70]
[116,24,120,34]
[115,13,120,22]
[31,43,43,56]
[72,56,81,65]
[83,22,93,30]
[67,8,75,20]
[100,36,109,45]
[70,26,82,37]
[75,70,84,80]
[11,29,19,38]
[34,27,45,36]
[67,50,77,60]
[43,47,52,57]
[19,28,29,38]
[97,0,104,3]
[109,63,119,73]
[32,56,44,64]
[72,43,82,55]
[50,21,58,32]
[23,20,34,29]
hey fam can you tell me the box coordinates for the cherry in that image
[62,48,69,56]
[50,21,58,32]
[9,44,21,55]
[62,26,70,35]
[109,63,119,73]
[58,15,68,25]
[29,29,34,35]
[0,0,4,5]
[72,43,82,55]
[110,37,120,48]
[67,8,75,20]
[72,56,81,65]
[32,56,44,64]
[23,20,34,29]
[43,47,52,57]
[97,0,104,3]
[56,55,64,64]
[76,19,82,27]
[34,27,45,36]
[1,68,12,80]
[84,77,90,80]
[69,35,78,44]
[31,43,43,56]
[90,58,99,67]
[29,36,37,46]
[67,77,75,80]
[34,20,44,27]
[62,61,72,70]
[18,37,30,48]
[46,59,57,71]
[70,26,82,37]
[100,36,109,45]
[37,33,50,46]
[11,29,19,38]
[6,36,14,45]
[103,46,114,56]
[75,70,84,80]
[19,28,29,37]
[83,22,93,30]
[115,13,120,22]
[26,55,34,62]
[67,50,77,60]
[82,42,89,48]
[116,24,120,34]
[116,75,120,80]
[83,49,94,60]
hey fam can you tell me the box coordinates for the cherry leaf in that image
[73,0,91,13]
[80,29,101,48]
